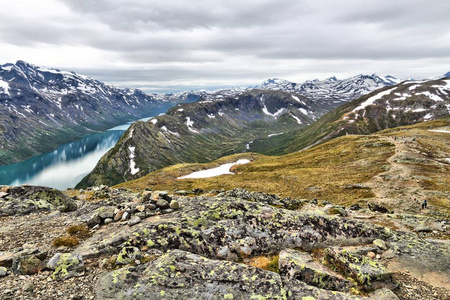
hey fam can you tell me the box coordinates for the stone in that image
[0,185,77,216]
[368,202,392,214]
[97,249,285,299]
[86,214,101,228]
[169,200,180,210]
[97,206,115,219]
[284,278,364,300]
[372,288,399,300]
[0,191,8,198]
[349,204,361,210]
[121,211,130,221]
[325,248,392,291]
[128,216,141,226]
[48,253,85,280]
[136,205,146,212]
[373,239,388,250]
[23,282,35,292]
[0,252,14,267]
[114,210,125,221]
[0,266,7,277]
[156,199,170,209]
[145,203,157,210]
[104,218,113,225]
[325,206,348,217]
[12,254,44,275]
[278,249,351,292]
[116,247,142,265]
[367,251,376,259]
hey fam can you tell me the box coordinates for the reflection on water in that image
[0,130,124,190]
[0,102,174,190]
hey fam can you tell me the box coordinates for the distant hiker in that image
[421,200,427,209]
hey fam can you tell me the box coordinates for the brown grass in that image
[52,235,79,247]
[246,255,279,273]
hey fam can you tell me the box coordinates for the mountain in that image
[256,74,401,110]
[0,61,178,165]
[259,75,450,155]
[77,74,401,188]
[76,89,318,187]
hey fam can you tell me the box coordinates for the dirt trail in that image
[366,135,427,213]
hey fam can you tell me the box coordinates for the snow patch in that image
[150,119,158,124]
[291,95,301,102]
[417,91,443,102]
[0,80,10,95]
[128,146,139,175]
[428,129,450,133]
[262,104,284,118]
[353,87,396,112]
[299,108,308,115]
[268,132,284,137]
[178,159,251,179]
[290,113,302,124]
[185,117,199,133]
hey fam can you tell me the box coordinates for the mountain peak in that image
[444,71,450,77]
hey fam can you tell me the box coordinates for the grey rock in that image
[104,218,113,225]
[279,248,351,292]
[156,199,170,209]
[128,216,141,226]
[372,288,399,300]
[23,282,35,292]
[0,266,7,277]
[48,253,85,280]
[169,200,180,210]
[373,239,388,250]
[97,206,115,219]
[97,249,285,299]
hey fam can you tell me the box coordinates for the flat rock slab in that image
[96,249,286,299]
[284,279,363,300]
[279,248,351,292]
[325,248,392,289]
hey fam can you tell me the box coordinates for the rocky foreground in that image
[0,185,449,299]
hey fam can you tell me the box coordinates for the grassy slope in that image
[118,117,450,211]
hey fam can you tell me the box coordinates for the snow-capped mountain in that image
[256,74,402,109]
[0,61,176,165]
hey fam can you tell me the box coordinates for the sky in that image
[0,0,449,93]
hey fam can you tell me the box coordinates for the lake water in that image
[0,116,155,190]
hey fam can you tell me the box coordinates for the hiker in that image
[421,200,427,209]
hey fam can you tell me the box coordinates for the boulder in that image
[128,216,141,226]
[169,200,180,210]
[324,248,392,290]
[11,251,46,275]
[0,185,77,216]
[368,202,392,214]
[373,239,388,250]
[156,199,170,209]
[278,249,351,292]
[0,251,14,267]
[47,253,85,280]
[372,288,399,300]
[96,249,285,299]
[284,278,363,300]
[326,206,348,217]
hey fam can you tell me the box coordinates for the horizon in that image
[0,1,449,93]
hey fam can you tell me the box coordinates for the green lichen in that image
[224,294,234,299]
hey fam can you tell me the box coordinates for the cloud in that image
[0,0,449,92]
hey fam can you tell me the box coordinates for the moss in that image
[52,235,79,247]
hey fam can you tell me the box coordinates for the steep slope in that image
[0,61,176,165]
[77,89,326,187]
[254,76,450,155]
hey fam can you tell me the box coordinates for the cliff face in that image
[0,61,175,165]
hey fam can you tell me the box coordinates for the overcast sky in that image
[0,0,449,93]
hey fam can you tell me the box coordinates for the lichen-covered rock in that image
[0,185,77,216]
[96,249,286,299]
[0,266,8,277]
[283,279,363,300]
[116,246,142,265]
[326,206,348,217]
[324,248,392,290]
[74,196,388,261]
[11,250,47,275]
[371,288,399,300]
[278,249,351,292]
[373,239,388,250]
[48,253,85,280]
